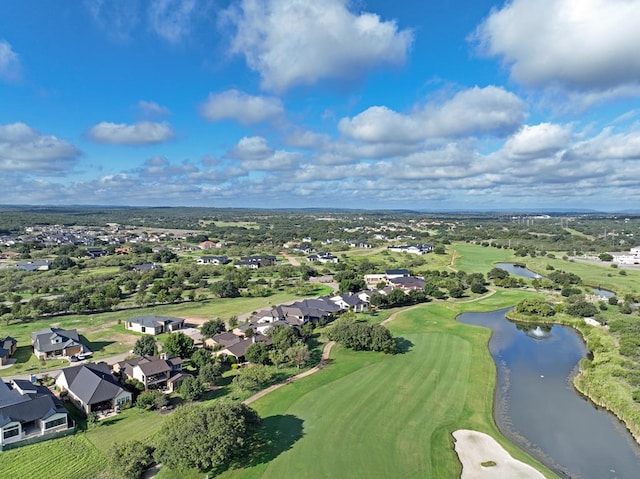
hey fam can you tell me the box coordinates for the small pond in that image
[495,262,542,279]
[592,288,615,298]
[458,308,640,479]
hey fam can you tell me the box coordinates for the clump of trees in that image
[515,298,556,317]
[153,401,261,473]
[327,320,395,353]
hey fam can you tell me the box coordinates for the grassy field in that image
[198,289,560,479]
[0,434,107,479]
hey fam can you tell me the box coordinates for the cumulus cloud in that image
[474,0,640,94]
[223,0,413,92]
[338,106,424,143]
[199,90,284,124]
[87,121,174,145]
[0,122,79,173]
[0,40,21,81]
[148,0,198,43]
[225,136,300,171]
[340,86,525,142]
[503,123,572,159]
[136,100,170,117]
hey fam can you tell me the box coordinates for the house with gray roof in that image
[215,335,272,362]
[124,315,185,335]
[15,259,50,271]
[114,355,183,391]
[0,379,72,449]
[56,362,131,415]
[0,337,17,366]
[31,328,86,360]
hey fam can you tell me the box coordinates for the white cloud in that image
[84,0,141,42]
[0,122,79,173]
[503,123,572,159]
[423,86,526,137]
[475,0,640,93]
[148,0,197,43]
[340,86,525,142]
[225,136,300,171]
[338,106,424,143]
[136,100,170,117]
[87,121,174,145]
[0,40,21,81]
[223,0,413,92]
[199,90,284,124]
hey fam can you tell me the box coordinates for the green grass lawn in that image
[197,289,559,479]
[0,434,107,479]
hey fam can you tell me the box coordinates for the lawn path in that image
[243,341,336,405]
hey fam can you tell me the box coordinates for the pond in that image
[495,262,542,279]
[458,309,640,479]
[592,288,615,298]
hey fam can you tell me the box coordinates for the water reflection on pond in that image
[458,308,640,479]
[495,262,542,279]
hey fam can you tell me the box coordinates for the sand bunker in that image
[453,430,546,479]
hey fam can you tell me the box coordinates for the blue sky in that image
[2,0,640,211]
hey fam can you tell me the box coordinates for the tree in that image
[153,401,260,472]
[136,390,167,410]
[386,288,407,306]
[338,278,366,294]
[191,348,214,369]
[108,440,155,479]
[245,342,271,365]
[232,365,274,394]
[268,349,287,369]
[267,324,298,352]
[487,267,509,280]
[164,332,195,358]
[201,318,226,338]
[199,361,223,386]
[133,335,156,357]
[179,375,205,401]
[599,253,613,262]
[210,280,240,298]
[565,299,598,317]
[286,343,311,369]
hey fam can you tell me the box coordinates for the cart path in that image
[243,341,335,405]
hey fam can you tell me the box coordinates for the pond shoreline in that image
[505,310,640,448]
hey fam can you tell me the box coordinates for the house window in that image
[116,396,130,406]
[141,326,146,333]
[44,417,66,429]
[3,425,20,439]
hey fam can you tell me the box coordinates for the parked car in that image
[69,355,79,362]
[77,352,92,360]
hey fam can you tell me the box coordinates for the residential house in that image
[235,255,277,268]
[387,243,433,255]
[215,335,272,363]
[389,276,427,291]
[124,315,185,335]
[31,328,86,360]
[205,331,243,349]
[307,252,339,263]
[385,269,411,279]
[0,337,17,366]
[330,293,369,312]
[0,379,72,449]
[85,247,107,258]
[132,263,161,272]
[196,255,230,265]
[56,363,132,415]
[15,260,50,271]
[114,355,183,391]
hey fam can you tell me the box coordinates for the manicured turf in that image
[209,289,559,479]
[0,434,107,479]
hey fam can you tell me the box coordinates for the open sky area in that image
[1,0,640,211]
